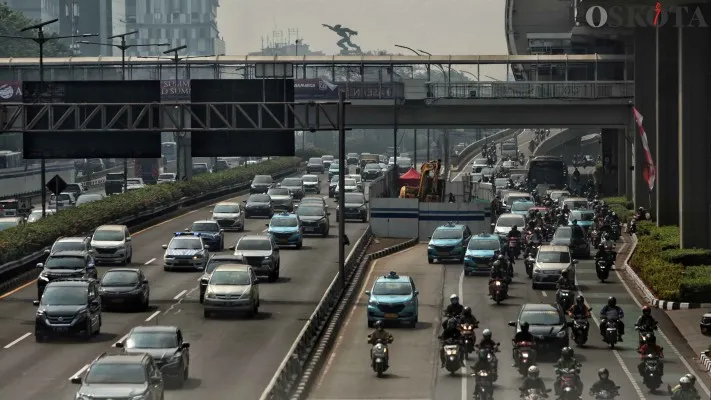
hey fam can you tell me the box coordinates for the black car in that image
[551,225,590,258]
[361,163,383,181]
[250,175,275,193]
[336,192,368,222]
[116,326,190,387]
[244,194,274,218]
[36,251,97,300]
[104,172,125,195]
[33,278,102,342]
[213,159,229,172]
[306,157,325,174]
[508,303,569,354]
[98,268,150,310]
[346,153,359,165]
[199,255,247,302]
[230,235,281,282]
[296,204,330,236]
[280,177,305,199]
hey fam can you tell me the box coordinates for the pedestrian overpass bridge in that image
[0,54,633,129]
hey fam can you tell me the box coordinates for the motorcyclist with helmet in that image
[478,328,497,350]
[606,211,621,226]
[512,322,536,366]
[471,348,495,374]
[439,317,462,368]
[637,334,664,376]
[367,320,393,345]
[589,368,619,397]
[594,243,611,263]
[444,294,464,318]
[670,375,701,399]
[567,295,591,318]
[635,306,658,335]
[600,296,625,341]
[459,306,479,326]
[636,207,648,221]
[553,347,583,397]
[519,365,549,397]
[507,225,522,256]
[489,260,507,281]
[555,269,575,305]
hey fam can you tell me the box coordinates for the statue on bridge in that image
[322,24,362,54]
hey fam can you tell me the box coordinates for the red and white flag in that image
[633,107,656,191]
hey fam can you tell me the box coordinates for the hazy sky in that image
[217,0,507,58]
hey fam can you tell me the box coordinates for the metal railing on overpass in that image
[431,81,634,99]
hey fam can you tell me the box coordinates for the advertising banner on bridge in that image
[161,79,191,101]
[0,81,23,102]
[294,79,339,100]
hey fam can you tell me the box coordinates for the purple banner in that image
[161,79,191,101]
[0,81,23,102]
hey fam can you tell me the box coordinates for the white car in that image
[266,188,294,212]
[343,178,359,193]
[211,201,245,231]
[157,173,176,184]
[531,245,578,290]
[301,174,321,194]
[347,174,364,191]
[125,178,146,191]
[26,209,57,223]
[471,158,488,173]
[493,213,526,236]
[48,192,76,210]
[75,193,105,206]
[90,224,133,265]
[502,160,517,169]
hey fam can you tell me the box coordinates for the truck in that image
[134,159,160,185]
[500,139,518,161]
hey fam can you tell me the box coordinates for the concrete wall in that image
[368,168,399,201]
[418,202,489,242]
[370,198,419,238]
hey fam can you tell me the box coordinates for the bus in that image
[134,159,160,184]
[0,151,22,168]
[162,142,177,161]
[526,156,568,191]
[500,141,518,160]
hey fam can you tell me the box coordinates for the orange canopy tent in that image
[399,167,421,187]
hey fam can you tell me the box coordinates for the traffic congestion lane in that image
[0,173,361,399]
[309,244,441,400]
[30,185,105,213]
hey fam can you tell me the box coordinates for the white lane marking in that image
[173,289,187,300]
[69,364,89,381]
[144,257,156,265]
[575,273,647,399]
[612,243,711,397]
[458,270,468,400]
[541,291,547,297]
[3,332,31,349]
[145,310,161,322]
[114,332,130,347]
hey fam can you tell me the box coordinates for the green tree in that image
[0,4,72,57]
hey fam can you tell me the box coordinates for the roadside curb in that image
[289,237,419,400]
[700,352,711,372]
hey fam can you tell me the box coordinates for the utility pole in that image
[0,19,97,217]
[337,90,347,289]
[80,32,169,192]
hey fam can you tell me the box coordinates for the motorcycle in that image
[610,223,621,241]
[472,369,494,400]
[641,353,663,391]
[603,318,620,349]
[443,339,463,374]
[627,219,637,235]
[525,254,536,278]
[513,341,537,376]
[475,343,500,382]
[459,322,477,358]
[569,310,591,347]
[590,229,600,248]
[489,279,508,304]
[367,335,393,377]
[522,388,552,400]
[595,258,610,282]
[636,324,658,349]
[555,368,581,400]
[591,386,621,399]
[557,289,573,311]
[508,237,521,259]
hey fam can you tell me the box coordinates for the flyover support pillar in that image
[678,14,711,249]
[633,28,657,212]
[600,128,620,196]
[655,24,679,225]
[616,129,627,198]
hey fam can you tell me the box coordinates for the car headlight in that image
[193,254,203,259]
[36,309,46,317]
[464,256,472,261]
[39,272,49,281]
[368,299,377,305]
[556,330,567,338]
[206,290,216,299]
[403,300,414,306]
[130,394,148,400]
[263,256,271,260]
[427,245,434,250]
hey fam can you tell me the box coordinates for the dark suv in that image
[36,251,97,300]
[33,278,102,342]
[306,157,325,173]
[250,175,275,193]
[551,225,590,258]
[104,173,125,195]
[231,235,281,282]
[71,353,164,399]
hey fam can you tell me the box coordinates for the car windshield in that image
[101,271,139,287]
[210,270,251,285]
[302,176,317,183]
[565,200,588,209]
[554,228,572,239]
[495,178,508,186]
[93,229,124,241]
[473,159,487,165]
[511,202,534,212]
[496,216,524,228]
[297,206,325,217]
[282,178,302,186]
[158,173,174,180]
[40,286,86,305]
[213,204,240,213]
[191,222,219,232]
[537,251,571,263]
[301,198,323,206]
[571,211,595,221]
[344,193,365,204]
[508,195,531,204]
[308,158,322,164]
[397,158,412,165]
[432,229,462,240]
[271,218,298,227]
[84,364,146,384]
[169,238,202,250]
[248,195,270,203]
[344,179,356,186]
[365,163,380,169]
[76,194,102,205]
[268,188,290,196]
[520,310,564,326]
[125,332,178,349]
[205,258,241,273]
[468,239,500,250]
[45,256,85,269]
[550,191,568,200]
[253,176,272,184]
[329,164,339,170]
[372,281,412,296]
[52,241,84,252]
[236,239,271,251]
[53,194,71,201]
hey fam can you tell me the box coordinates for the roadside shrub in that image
[603,197,635,221]
[0,157,303,265]
[679,266,711,304]
[295,148,331,160]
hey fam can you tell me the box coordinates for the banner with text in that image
[0,81,23,102]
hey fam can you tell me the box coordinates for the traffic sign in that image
[46,174,67,196]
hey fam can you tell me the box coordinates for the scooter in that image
[603,319,620,349]
[592,386,621,399]
[596,258,610,282]
[367,335,393,377]
[472,369,494,400]
[555,367,581,400]
[459,322,477,359]
[525,255,535,278]
[443,340,463,374]
[475,343,500,382]
[570,310,591,347]
[641,353,663,391]
[557,289,573,311]
[489,279,508,304]
[636,324,658,349]
[522,388,552,400]
[513,341,537,376]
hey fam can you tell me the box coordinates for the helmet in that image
[598,368,609,379]
[482,329,492,338]
[527,365,539,378]
[639,207,644,212]
[608,297,617,307]
[576,295,585,305]
[374,320,384,330]
[598,243,605,250]
[450,294,459,304]
[642,306,651,315]
[521,322,530,332]
[561,269,569,278]
[561,347,573,358]
[478,349,488,360]
[463,306,472,317]
[611,211,617,217]
[493,260,501,268]
[497,254,505,261]
[680,376,691,387]
[447,317,458,330]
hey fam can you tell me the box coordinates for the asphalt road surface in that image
[0,171,370,400]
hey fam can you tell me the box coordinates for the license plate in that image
[278,239,288,243]
[384,313,398,319]
[54,327,68,332]
[304,227,314,232]
[111,298,124,303]
[438,251,449,256]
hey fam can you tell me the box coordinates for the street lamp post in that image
[80,32,170,193]
[394,45,423,165]
[418,49,450,180]
[0,19,97,217]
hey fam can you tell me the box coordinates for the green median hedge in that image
[630,221,711,303]
[603,196,635,222]
[0,157,303,266]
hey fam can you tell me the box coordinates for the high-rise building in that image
[124,0,225,56]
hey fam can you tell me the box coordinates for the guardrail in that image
[429,81,634,99]
[452,128,519,170]
[0,165,301,287]
[259,227,374,400]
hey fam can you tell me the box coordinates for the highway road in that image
[0,171,370,400]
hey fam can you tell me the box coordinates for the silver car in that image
[90,225,133,265]
[203,264,260,318]
[531,245,578,290]
[71,353,164,400]
[211,202,245,231]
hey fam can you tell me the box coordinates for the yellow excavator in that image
[399,160,443,202]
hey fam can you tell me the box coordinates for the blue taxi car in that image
[365,271,419,328]
[568,209,595,230]
[510,200,536,217]
[427,222,472,264]
[186,220,224,251]
[266,212,303,249]
[463,233,502,275]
